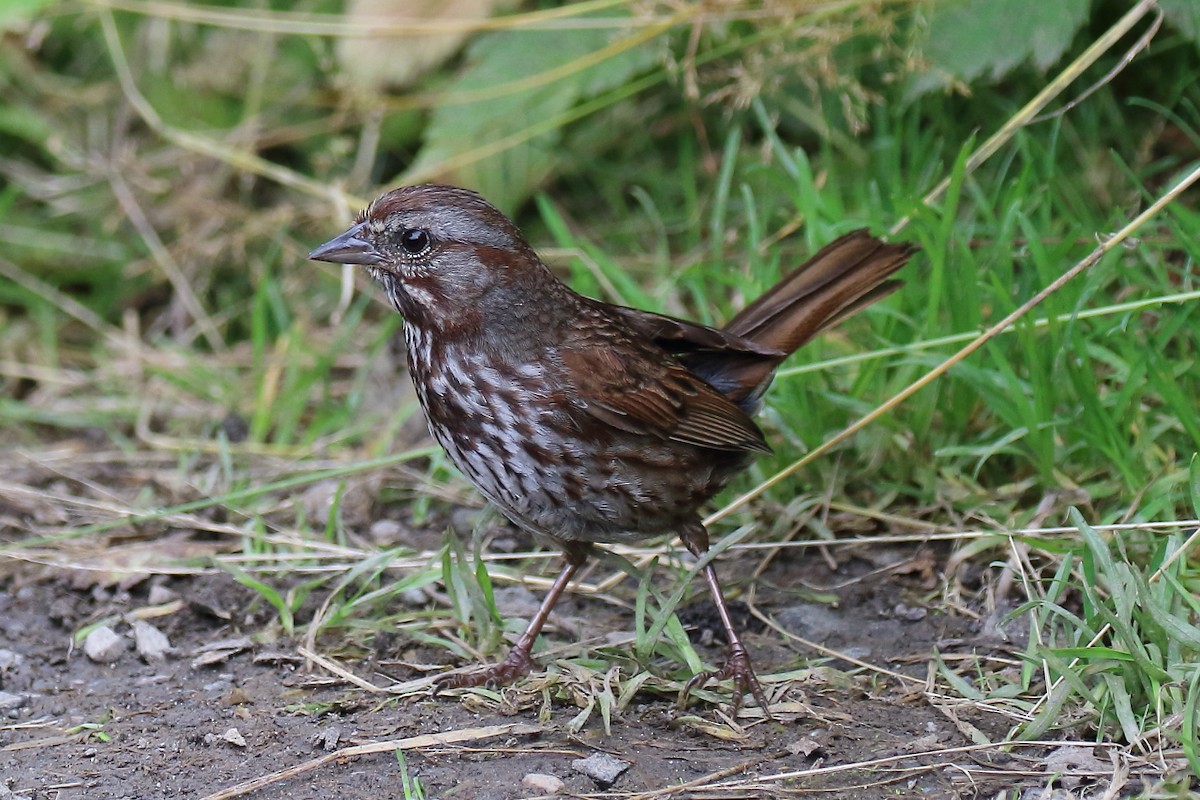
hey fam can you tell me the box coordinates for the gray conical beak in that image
[308,222,383,266]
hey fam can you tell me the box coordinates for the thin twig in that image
[196,723,542,800]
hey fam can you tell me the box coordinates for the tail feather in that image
[724,229,912,347]
[709,229,913,405]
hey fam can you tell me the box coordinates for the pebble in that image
[571,752,630,788]
[0,649,24,671]
[132,620,173,663]
[399,587,429,608]
[0,691,26,712]
[368,519,404,545]
[774,603,843,642]
[520,773,564,795]
[204,727,247,748]
[492,585,542,619]
[893,603,927,622]
[147,584,180,605]
[83,626,126,663]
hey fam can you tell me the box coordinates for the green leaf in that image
[915,0,1090,92]
[1161,0,1200,42]
[405,9,658,212]
[0,0,55,29]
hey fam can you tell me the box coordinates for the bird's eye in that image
[400,228,432,256]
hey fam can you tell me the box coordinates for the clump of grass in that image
[1006,484,1200,750]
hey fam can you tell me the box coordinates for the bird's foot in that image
[682,643,772,719]
[432,647,536,693]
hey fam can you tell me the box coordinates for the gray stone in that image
[0,691,26,712]
[132,620,172,663]
[0,649,24,672]
[521,773,564,795]
[571,752,630,788]
[147,584,179,605]
[83,626,126,663]
[775,602,843,642]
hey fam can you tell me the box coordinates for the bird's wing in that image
[559,338,771,454]
[611,306,784,358]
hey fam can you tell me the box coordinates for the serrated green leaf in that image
[1161,0,1200,41]
[917,0,1090,90]
[405,10,659,212]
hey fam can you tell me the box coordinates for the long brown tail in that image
[718,229,914,402]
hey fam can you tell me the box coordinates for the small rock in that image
[368,519,404,545]
[399,587,428,607]
[775,603,843,642]
[492,585,542,619]
[83,626,126,663]
[893,603,927,622]
[204,727,247,748]
[132,620,172,663]
[0,691,26,712]
[147,584,179,605]
[0,649,24,672]
[571,752,630,788]
[521,773,564,795]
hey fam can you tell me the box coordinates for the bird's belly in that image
[407,338,743,543]
[437,427,737,544]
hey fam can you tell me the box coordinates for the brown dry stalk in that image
[196,722,542,800]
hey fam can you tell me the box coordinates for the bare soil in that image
[1,500,1119,799]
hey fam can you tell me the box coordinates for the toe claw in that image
[680,644,772,719]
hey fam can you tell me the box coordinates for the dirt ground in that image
[1,525,1126,799]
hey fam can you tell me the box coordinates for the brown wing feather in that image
[560,346,770,454]
[612,306,784,358]
[554,229,913,453]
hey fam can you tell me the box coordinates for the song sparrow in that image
[310,184,913,712]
